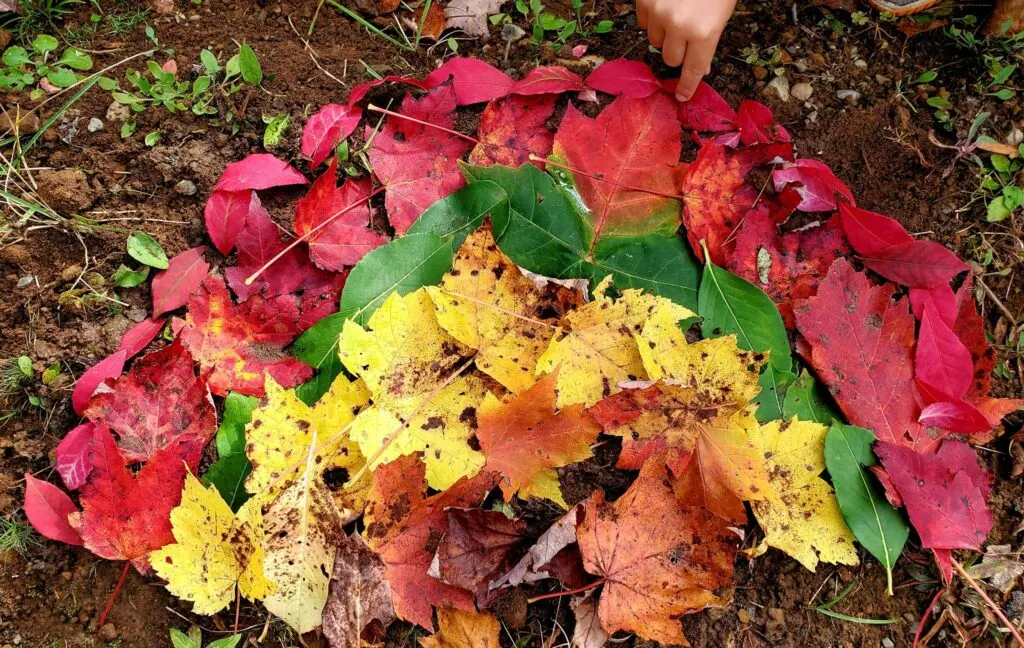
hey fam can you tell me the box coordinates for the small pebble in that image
[16,275,34,288]
[174,180,197,196]
[1008,128,1023,147]
[764,76,790,102]
[98,624,118,641]
[853,58,867,69]
[881,638,895,648]
[793,58,809,73]
[105,101,130,123]
[752,66,768,81]
[87,118,103,133]
[791,82,813,101]
[837,89,862,104]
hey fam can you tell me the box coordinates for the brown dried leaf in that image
[324,534,396,648]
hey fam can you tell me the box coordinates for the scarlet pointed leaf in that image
[919,400,994,433]
[117,317,166,358]
[424,58,515,105]
[680,140,793,264]
[577,460,738,645]
[72,350,126,416]
[794,259,927,448]
[585,59,661,98]
[23,473,82,545]
[152,246,210,316]
[468,95,555,168]
[838,202,913,256]
[362,454,496,630]
[876,440,992,550]
[302,104,362,167]
[736,100,790,146]
[367,84,473,233]
[771,158,854,213]
[212,153,308,192]
[676,81,737,132]
[728,207,849,328]
[204,189,251,255]
[55,422,96,490]
[859,240,968,288]
[551,94,682,242]
[348,75,429,106]
[909,284,957,327]
[916,305,974,401]
[84,341,216,468]
[69,426,186,572]
[510,65,585,95]
[293,161,386,270]
[177,274,312,396]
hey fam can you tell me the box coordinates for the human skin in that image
[636,0,738,101]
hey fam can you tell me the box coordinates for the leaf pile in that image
[24,57,1022,645]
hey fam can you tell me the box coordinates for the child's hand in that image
[637,0,737,101]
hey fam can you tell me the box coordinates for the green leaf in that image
[58,48,93,71]
[991,88,1014,101]
[991,154,1011,173]
[911,70,937,84]
[238,43,262,85]
[207,635,243,648]
[987,196,1011,222]
[111,264,150,288]
[126,231,169,269]
[120,119,137,138]
[192,75,211,96]
[202,393,257,511]
[31,35,59,54]
[1003,185,1024,211]
[926,96,951,109]
[3,46,31,67]
[992,63,1016,85]
[824,423,909,595]
[754,364,795,422]
[590,232,699,310]
[200,49,220,76]
[407,181,509,250]
[224,54,241,80]
[97,75,118,91]
[262,114,289,149]
[462,163,590,279]
[782,369,840,424]
[16,356,33,378]
[594,19,613,32]
[294,233,455,403]
[144,131,162,146]
[45,67,78,88]
[169,629,200,648]
[697,258,792,371]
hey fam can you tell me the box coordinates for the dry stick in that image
[98,561,131,628]
[526,578,607,604]
[234,585,241,634]
[952,559,1024,647]
[243,187,384,286]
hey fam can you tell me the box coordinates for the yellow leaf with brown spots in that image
[419,608,502,648]
[427,224,553,394]
[339,289,486,490]
[536,278,694,407]
[150,472,273,616]
[749,418,859,570]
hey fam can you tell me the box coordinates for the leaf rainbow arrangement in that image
[22,57,1024,645]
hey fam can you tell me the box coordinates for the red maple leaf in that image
[367,83,473,233]
[551,93,683,245]
[362,455,496,630]
[876,440,992,551]
[424,58,514,105]
[771,159,853,213]
[585,59,661,98]
[84,341,216,468]
[468,95,555,168]
[510,65,585,95]
[293,160,387,271]
[736,100,790,146]
[675,81,737,133]
[728,206,849,328]
[432,508,526,605]
[680,140,793,264]
[68,426,186,573]
[302,104,363,168]
[794,259,928,449]
[175,274,312,397]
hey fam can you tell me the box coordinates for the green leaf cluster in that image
[0,35,93,97]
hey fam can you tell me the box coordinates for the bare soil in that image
[1,0,1022,647]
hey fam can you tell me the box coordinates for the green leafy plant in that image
[169,626,242,648]
[262,113,289,149]
[0,35,93,97]
[500,0,610,45]
[0,516,38,556]
[0,356,34,395]
[0,0,84,42]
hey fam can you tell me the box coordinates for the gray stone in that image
[791,82,813,101]
[881,638,895,648]
[174,179,197,196]
[87,117,103,133]
[105,101,130,123]
[1008,128,1023,147]
[837,89,862,104]
[764,76,790,102]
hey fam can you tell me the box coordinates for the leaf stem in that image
[529,154,689,202]
[366,104,481,145]
[526,578,606,604]
[952,558,1024,647]
[912,587,945,648]
[98,561,131,628]
[243,187,385,286]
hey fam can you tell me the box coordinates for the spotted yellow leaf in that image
[150,472,273,615]
[749,418,859,570]
[427,224,553,394]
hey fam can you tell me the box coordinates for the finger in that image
[637,2,649,29]
[676,36,716,101]
[648,24,666,49]
[662,34,686,68]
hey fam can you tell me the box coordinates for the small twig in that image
[912,587,945,648]
[97,562,131,628]
[366,103,481,145]
[527,578,607,604]
[977,276,1018,325]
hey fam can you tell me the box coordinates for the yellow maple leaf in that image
[261,426,347,634]
[537,279,693,407]
[150,472,273,616]
[419,608,501,648]
[748,418,859,570]
[245,375,370,519]
[426,225,553,394]
[339,289,486,490]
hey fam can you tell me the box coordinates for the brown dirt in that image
[1,0,1023,646]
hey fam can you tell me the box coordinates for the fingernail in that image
[676,92,690,101]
